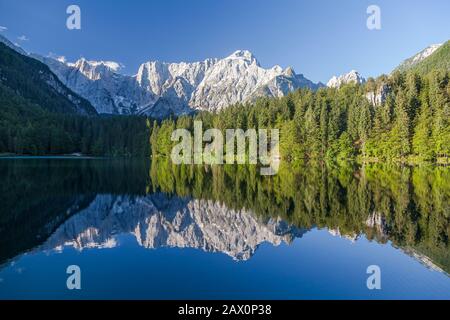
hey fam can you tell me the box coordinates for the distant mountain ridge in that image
[0,34,27,55]
[1,33,448,118]
[0,30,324,118]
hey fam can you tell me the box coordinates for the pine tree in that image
[389,90,411,158]
[413,97,434,160]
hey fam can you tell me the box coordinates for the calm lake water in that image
[0,158,449,299]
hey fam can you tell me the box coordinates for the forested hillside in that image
[0,89,151,156]
[0,42,151,156]
[151,69,450,163]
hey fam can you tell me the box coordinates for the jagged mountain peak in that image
[132,50,320,114]
[327,70,366,88]
[225,50,259,64]
[65,58,125,81]
[68,58,123,73]
[32,53,157,115]
[283,66,296,77]
[189,51,318,111]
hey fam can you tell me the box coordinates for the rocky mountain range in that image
[37,49,322,117]
[0,34,323,117]
[34,55,158,115]
[1,33,448,117]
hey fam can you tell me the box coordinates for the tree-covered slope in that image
[396,40,450,74]
[0,42,151,157]
[150,69,450,163]
[0,42,97,115]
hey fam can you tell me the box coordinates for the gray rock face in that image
[38,49,321,117]
[32,56,158,115]
[365,211,388,239]
[365,83,389,106]
[42,194,306,261]
[189,50,320,111]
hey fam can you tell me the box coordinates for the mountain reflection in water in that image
[43,194,306,261]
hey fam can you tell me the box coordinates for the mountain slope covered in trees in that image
[408,41,450,75]
[151,69,450,163]
[0,42,151,156]
[395,41,450,75]
[0,85,151,156]
[0,42,97,115]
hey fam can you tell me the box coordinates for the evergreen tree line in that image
[151,70,450,163]
[0,83,151,157]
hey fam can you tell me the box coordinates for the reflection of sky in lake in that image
[1,224,449,299]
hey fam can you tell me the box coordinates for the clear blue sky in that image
[0,0,449,82]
